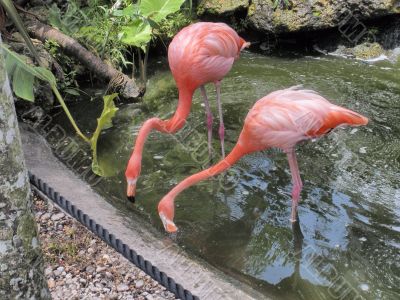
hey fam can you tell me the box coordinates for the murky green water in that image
[54,51,400,299]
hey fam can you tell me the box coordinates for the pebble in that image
[105,272,113,279]
[0,264,8,272]
[116,283,129,292]
[41,213,51,221]
[44,267,53,276]
[48,278,56,289]
[51,212,65,221]
[33,193,176,300]
[96,266,107,272]
[135,279,144,288]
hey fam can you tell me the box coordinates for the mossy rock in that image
[353,42,385,59]
[197,0,249,16]
[240,0,400,34]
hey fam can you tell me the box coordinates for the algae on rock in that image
[0,36,50,299]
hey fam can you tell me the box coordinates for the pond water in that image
[53,51,400,299]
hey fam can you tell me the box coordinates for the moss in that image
[197,0,249,16]
[247,2,256,16]
[16,213,40,257]
[353,42,385,59]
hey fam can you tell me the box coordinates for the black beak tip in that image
[127,196,136,203]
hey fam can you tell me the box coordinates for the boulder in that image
[197,0,249,16]
[198,0,400,33]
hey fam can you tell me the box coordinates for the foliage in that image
[157,10,191,39]
[116,0,186,47]
[48,0,189,73]
[1,45,56,102]
[48,2,83,36]
[43,40,81,97]
[90,93,119,176]
[1,44,119,176]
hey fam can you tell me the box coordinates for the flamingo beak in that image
[241,41,251,50]
[127,182,136,203]
[159,212,178,233]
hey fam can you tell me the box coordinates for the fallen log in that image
[25,18,143,100]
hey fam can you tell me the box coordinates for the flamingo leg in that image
[215,80,225,158]
[286,148,303,222]
[200,85,213,156]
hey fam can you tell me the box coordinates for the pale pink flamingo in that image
[125,22,249,202]
[157,86,369,232]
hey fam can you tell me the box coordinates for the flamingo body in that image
[168,22,247,89]
[158,86,368,232]
[125,22,248,201]
[240,87,368,151]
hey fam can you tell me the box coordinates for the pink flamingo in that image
[157,86,369,232]
[125,22,249,202]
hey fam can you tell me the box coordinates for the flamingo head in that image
[158,196,178,233]
[125,158,140,203]
[239,38,251,51]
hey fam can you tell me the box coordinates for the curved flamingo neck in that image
[126,87,195,177]
[167,143,247,199]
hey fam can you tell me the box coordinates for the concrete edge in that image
[20,124,269,300]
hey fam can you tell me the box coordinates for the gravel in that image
[33,193,176,300]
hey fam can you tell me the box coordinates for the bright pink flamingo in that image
[157,86,369,232]
[125,22,249,202]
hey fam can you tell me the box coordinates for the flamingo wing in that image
[168,22,247,87]
[240,86,368,151]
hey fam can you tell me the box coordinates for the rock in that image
[44,266,53,276]
[96,266,107,272]
[102,254,110,262]
[40,212,51,221]
[116,283,129,292]
[79,278,87,285]
[12,235,22,247]
[109,293,119,300]
[47,278,56,289]
[0,264,8,272]
[199,0,400,34]
[105,271,113,280]
[197,0,249,16]
[51,212,65,221]
[86,265,95,273]
[135,279,144,289]
[53,266,64,277]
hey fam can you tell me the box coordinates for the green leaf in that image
[12,67,35,102]
[112,3,139,17]
[0,45,57,102]
[90,93,119,176]
[140,0,185,23]
[120,20,152,50]
[1,45,56,84]
[64,88,81,96]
